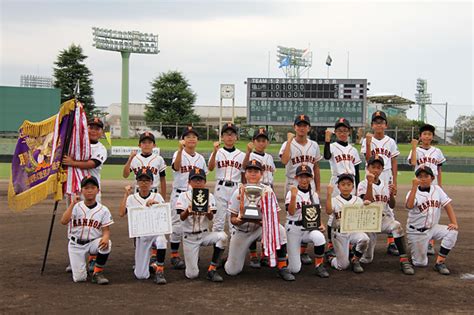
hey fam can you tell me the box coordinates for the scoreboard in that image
[247,78,367,126]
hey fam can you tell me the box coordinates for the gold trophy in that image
[241,184,264,220]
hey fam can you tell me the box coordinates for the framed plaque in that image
[192,188,209,212]
[302,204,321,230]
[127,203,172,238]
[340,203,383,233]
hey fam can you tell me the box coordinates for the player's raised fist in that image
[412,177,421,187]
[287,132,295,142]
[247,142,254,153]
[325,129,333,142]
[124,185,133,194]
[366,171,375,184]
[327,184,334,195]
[411,138,419,147]
[213,141,220,151]
[72,195,81,205]
[129,150,137,159]
[290,185,298,197]
[178,140,185,150]
[389,184,397,196]
[365,133,373,142]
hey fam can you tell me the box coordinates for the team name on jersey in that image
[370,147,392,158]
[417,199,441,212]
[417,156,439,166]
[72,218,102,229]
[262,164,275,172]
[295,200,313,210]
[374,194,389,204]
[180,165,195,173]
[132,166,158,175]
[334,154,356,164]
[217,160,242,169]
[291,155,317,165]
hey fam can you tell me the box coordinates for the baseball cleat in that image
[260,257,270,267]
[386,243,400,256]
[88,259,96,275]
[249,256,261,269]
[207,270,224,282]
[434,263,450,275]
[65,264,72,273]
[427,243,435,255]
[314,265,330,278]
[351,260,364,273]
[400,261,415,275]
[324,248,336,260]
[170,257,186,270]
[91,272,109,285]
[300,253,312,265]
[154,271,167,284]
[277,267,296,281]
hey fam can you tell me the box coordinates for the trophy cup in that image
[241,184,263,220]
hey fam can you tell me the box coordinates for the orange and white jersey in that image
[126,192,165,210]
[175,190,217,233]
[357,179,391,216]
[331,195,363,220]
[361,136,399,170]
[279,139,322,179]
[407,146,446,177]
[328,142,361,177]
[211,148,245,182]
[68,201,113,240]
[249,151,276,185]
[130,153,166,189]
[285,188,320,222]
[172,150,207,191]
[90,142,108,187]
[405,185,452,230]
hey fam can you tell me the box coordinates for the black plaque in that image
[192,188,209,213]
[302,204,321,230]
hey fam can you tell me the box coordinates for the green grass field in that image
[1,163,472,186]
[105,139,474,158]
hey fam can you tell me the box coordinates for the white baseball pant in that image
[330,229,369,270]
[68,238,112,282]
[134,235,167,280]
[212,183,238,232]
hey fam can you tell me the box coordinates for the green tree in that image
[452,115,474,144]
[145,71,200,138]
[53,44,95,116]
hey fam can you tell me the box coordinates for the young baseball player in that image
[122,131,167,196]
[279,114,322,265]
[286,165,328,277]
[357,156,415,275]
[242,127,275,268]
[361,111,400,256]
[324,118,361,258]
[408,124,447,255]
[60,175,113,285]
[405,166,459,275]
[175,167,227,282]
[119,168,168,284]
[325,174,369,273]
[62,117,108,273]
[169,126,208,270]
[224,160,295,281]
[208,122,245,233]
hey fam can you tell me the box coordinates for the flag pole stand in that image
[40,81,79,275]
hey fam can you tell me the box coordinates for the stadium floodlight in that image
[277,46,312,78]
[92,27,160,138]
[415,78,432,122]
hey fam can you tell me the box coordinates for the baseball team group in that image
[60,111,459,285]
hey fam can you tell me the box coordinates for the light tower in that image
[92,27,159,138]
[415,78,431,122]
[276,46,312,78]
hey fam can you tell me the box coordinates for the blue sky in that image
[1,0,472,127]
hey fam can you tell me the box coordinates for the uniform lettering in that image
[417,199,441,212]
[291,155,317,165]
[416,156,439,166]
[370,148,392,158]
[132,166,158,175]
[334,154,356,164]
[217,160,242,169]
[73,218,102,230]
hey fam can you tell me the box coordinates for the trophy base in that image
[242,207,262,220]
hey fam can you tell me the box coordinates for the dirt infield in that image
[1,180,473,313]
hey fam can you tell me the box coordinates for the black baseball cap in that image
[295,165,313,177]
[415,166,435,178]
[371,111,387,123]
[189,167,207,181]
[136,168,154,181]
[81,175,99,188]
[245,159,263,171]
[221,122,238,135]
[139,131,155,143]
[87,117,104,129]
[419,124,435,134]
[335,118,351,129]
[367,155,385,167]
[337,173,355,184]
[181,126,200,139]
[253,127,269,140]
[294,114,311,126]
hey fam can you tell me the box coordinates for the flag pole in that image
[40,80,79,275]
